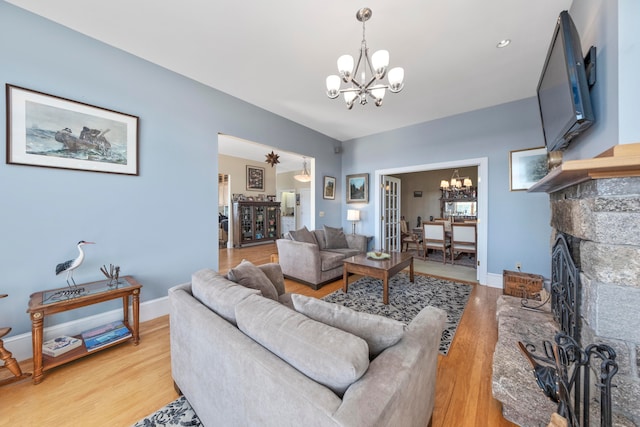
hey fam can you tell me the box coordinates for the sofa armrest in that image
[334,305,446,427]
[276,239,323,283]
[345,234,367,253]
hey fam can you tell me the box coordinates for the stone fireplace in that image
[493,144,640,426]
[549,175,640,424]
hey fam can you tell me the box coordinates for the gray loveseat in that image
[169,262,446,427]
[276,226,367,289]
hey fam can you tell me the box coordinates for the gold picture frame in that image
[509,147,548,191]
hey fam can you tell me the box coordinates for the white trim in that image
[3,296,169,363]
[486,272,504,288]
[373,157,489,285]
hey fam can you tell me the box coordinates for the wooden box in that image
[503,270,543,300]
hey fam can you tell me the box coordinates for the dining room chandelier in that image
[440,169,474,196]
[325,7,405,109]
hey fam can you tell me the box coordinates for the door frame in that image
[373,157,488,284]
[380,175,402,252]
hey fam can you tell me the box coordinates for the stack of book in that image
[42,335,82,357]
[81,320,132,352]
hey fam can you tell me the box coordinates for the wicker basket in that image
[503,270,543,300]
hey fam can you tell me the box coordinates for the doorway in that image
[217,133,315,256]
[374,157,488,284]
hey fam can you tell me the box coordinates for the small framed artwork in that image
[246,165,265,191]
[509,147,548,191]
[346,173,369,204]
[6,84,139,175]
[323,176,336,200]
[413,191,423,198]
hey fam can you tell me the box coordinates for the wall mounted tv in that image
[537,10,595,152]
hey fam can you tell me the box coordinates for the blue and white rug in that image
[323,272,472,355]
[132,396,201,427]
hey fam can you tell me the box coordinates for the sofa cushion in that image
[257,263,286,296]
[313,229,327,249]
[227,260,279,301]
[235,295,370,396]
[324,225,349,249]
[191,268,261,325]
[324,247,362,258]
[291,294,406,358]
[320,250,347,272]
[289,226,318,245]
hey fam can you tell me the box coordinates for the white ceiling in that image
[7,0,573,167]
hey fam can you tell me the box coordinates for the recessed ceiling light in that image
[496,39,511,48]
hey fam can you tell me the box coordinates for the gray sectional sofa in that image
[169,262,446,427]
[276,226,367,289]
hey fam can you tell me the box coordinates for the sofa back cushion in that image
[288,226,318,245]
[235,295,369,396]
[191,268,260,325]
[291,294,406,358]
[227,260,279,301]
[313,229,327,249]
[324,225,349,249]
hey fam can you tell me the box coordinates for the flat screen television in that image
[536,10,595,152]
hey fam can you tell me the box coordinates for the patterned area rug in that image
[415,249,477,267]
[132,396,201,427]
[323,272,472,355]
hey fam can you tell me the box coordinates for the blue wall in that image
[341,98,552,277]
[2,0,630,337]
[0,2,341,336]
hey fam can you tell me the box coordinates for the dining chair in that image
[433,218,452,232]
[400,220,423,256]
[450,223,477,267]
[422,222,450,264]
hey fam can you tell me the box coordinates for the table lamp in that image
[347,209,360,234]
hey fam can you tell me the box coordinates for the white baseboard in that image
[485,272,503,288]
[4,296,169,363]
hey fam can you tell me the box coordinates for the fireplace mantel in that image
[528,142,640,193]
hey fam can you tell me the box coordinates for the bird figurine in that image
[55,241,95,287]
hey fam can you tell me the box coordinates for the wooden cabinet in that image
[440,188,477,220]
[233,201,281,247]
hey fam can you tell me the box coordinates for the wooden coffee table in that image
[343,252,414,305]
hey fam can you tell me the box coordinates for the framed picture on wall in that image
[246,165,265,191]
[6,84,139,175]
[346,173,369,204]
[323,176,336,200]
[413,191,423,197]
[509,147,548,191]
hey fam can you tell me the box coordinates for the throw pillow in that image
[291,294,406,358]
[323,225,349,249]
[227,260,279,301]
[191,268,261,325]
[289,226,318,245]
[235,294,369,396]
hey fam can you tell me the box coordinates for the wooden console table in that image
[27,276,141,384]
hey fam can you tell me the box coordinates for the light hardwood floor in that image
[0,243,515,426]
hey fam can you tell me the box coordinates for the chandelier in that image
[325,8,405,109]
[440,169,474,197]
[294,157,311,182]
